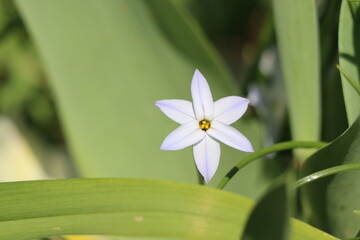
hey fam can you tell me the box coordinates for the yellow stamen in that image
[199,120,211,131]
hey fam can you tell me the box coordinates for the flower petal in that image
[155,99,195,124]
[193,135,220,183]
[207,120,254,152]
[214,96,250,125]
[160,121,205,150]
[191,69,214,120]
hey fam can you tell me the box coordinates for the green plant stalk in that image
[216,141,327,190]
[295,163,360,188]
[197,168,205,185]
[337,64,360,96]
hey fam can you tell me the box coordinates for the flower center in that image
[199,120,211,131]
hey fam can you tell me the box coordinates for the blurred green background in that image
[0,0,349,199]
[1,0,360,239]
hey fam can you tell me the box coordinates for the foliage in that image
[0,0,358,239]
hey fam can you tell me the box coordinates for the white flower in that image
[155,69,254,183]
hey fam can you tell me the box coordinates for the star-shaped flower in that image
[155,69,254,183]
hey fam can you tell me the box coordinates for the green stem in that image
[337,64,360,96]
[216,141,327,190]
[195,163,205,185]
[294,163,360,188]
[197,171,205,185]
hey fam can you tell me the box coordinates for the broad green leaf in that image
[354,210,360,216]
[339,1,360,124]
[144,0,235,92]
[63,236,164,240]
[337,65,360,96]
[272,0,320,160]
[0,178,338,240]
[241,176,290,240]
[15,0,264,196]
[300,117,360,238]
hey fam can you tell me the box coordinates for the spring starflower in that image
[155,70,254,183]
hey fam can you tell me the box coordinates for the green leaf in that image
[354,210,360,216]
[337,65,360,96]
[144,0,235,92]
[14,0,264,196]
[240,176,290,240]
[300,117,360,238]
[339,1,360,124]
[0,178,338,240]
[272,0,321,160]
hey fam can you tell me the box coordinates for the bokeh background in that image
[0,0,349,200]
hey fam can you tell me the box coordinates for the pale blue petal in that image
[193,135,220,183]
[207,120,254,152]
[191,69,214,120]
[155,99,195,124]
[214,96,249,125]
[160,121,205,150]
